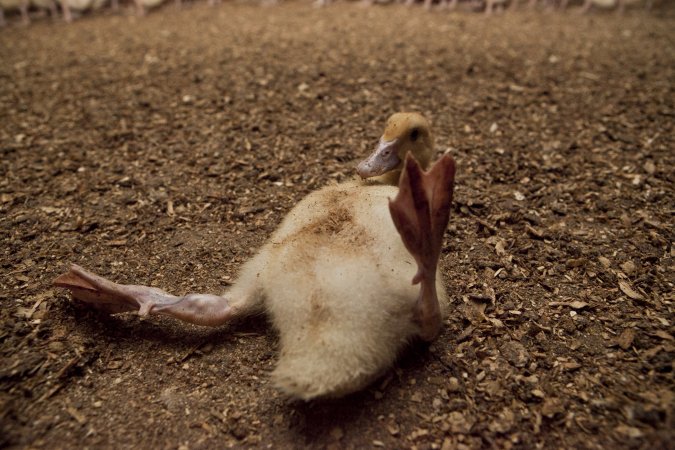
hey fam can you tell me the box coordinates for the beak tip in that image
[356,162,369,179]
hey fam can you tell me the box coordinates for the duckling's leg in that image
[19,0,29,25]
[54,264,244,326]
[133,0,146,16]
[47,0,58,18]
[61,1,73,22]
[389,153,456,341]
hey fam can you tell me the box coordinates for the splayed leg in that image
[54,265,239,326]
[388,153,456,341]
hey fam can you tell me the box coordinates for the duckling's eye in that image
[410,128,420,142]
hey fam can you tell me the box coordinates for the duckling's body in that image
[259,180,448,397]
[54,113,456,400]
[61,0,92,10]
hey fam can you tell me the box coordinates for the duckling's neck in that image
[367,170,402,186]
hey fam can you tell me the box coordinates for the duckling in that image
[0,0,29,26]
[54,113,457,400]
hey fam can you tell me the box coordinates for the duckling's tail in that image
[270,325,406,401]
[271,350,383,401]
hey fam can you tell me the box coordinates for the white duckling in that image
[54,113,457,400]
[0,0,29,26]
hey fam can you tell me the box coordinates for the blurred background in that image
[1,0,673,449]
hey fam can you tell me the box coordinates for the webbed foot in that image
[389,153,456,341]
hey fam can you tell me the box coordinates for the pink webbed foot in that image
[54,264,235,326]
[389,153,456,341]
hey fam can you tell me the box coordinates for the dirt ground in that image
[1,2,673,449]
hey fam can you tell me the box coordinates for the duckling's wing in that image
[388,153,456,341]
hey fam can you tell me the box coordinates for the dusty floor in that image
[1,2,674,449]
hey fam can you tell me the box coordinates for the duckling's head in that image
[357,112,434,184]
